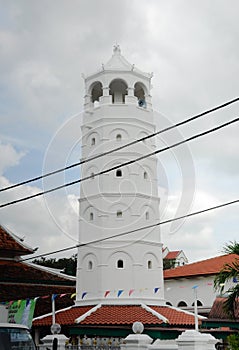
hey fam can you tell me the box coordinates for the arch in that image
[91,137,96,146]
[145,211,149,220]
[134,82,147,107]
[117,259,124,269]
[109,79,128,103]
[177,301,187,307]
[116,169,122,177]
[89,212,94,221]
[147,260,152,269]
[90,81,103,103]
[143,171,148,179]
[86,132,100,147]
[109,128,129,140]
[192,300,203,306]
[166,302,173,306]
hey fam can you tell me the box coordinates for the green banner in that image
[8,299,36,328]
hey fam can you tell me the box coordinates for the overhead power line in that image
[1,117,238,209]
[20,198,239,262]
[1,97,238,193]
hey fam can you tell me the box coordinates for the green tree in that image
[214,241,239,318]
[227,334,239,350]
[33,254,77,276]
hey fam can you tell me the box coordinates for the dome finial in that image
[113,44,121,55]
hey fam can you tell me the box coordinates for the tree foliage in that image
[214,241,239,318]
[33,254,77,276]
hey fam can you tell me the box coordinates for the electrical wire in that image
[0,117,238,209]
[1,97,238,193]
[20,198,239,262]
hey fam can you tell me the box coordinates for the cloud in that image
[0,142,25,175]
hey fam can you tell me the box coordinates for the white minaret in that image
[76,46,164,306]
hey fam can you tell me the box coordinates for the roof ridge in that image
[75,304,102,324]
[141,303,169,323]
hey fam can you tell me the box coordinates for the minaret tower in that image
[76,46,164,306]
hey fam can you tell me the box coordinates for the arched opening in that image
[116,210,122,218]
[145,211,149,220]
[91,137,95,146]
[116,134,122,141]
[147,260,152,269]
[134,82,146,107]
[89,212,94,221]
[192,300,203,306]
[109,79,128,104]
[117,259,124,269]
[91,81,103,103]
[143,171,148,179]
[177,301,187,307]
[116,169,122,177]
[88,261,93,270]
[90,172,95,179]
[166,302,173,306]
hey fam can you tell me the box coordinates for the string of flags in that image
[1,278,238,304]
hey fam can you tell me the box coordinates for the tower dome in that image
[76,46,164,306]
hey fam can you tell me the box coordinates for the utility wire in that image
[1,97,238,193]
[1,117,238,209]
[20,198,239,262]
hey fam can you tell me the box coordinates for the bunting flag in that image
[71,293,76,299]
[81,292,87,299]
[192,285,198,289]
[104,290,110,298]
[129,289,134,296]
[117,290,123,297]
[8,299,36,328]
[154,287,160,294]
[51,294,57,301]
[233,277,238,283]
[207,282,213,286]
[60,293,67,298]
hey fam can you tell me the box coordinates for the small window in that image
[88,261,93,270]
[91,137,96,146]
[143,171,148,179]
[116,210,122,218]
[116,169,122,177]
[192,300,203,306]
[117,259,124,269]
[90,212,94,221]
[90,172,95,179]
[145,211,149,220]
[148,260,152,269]
[116,134,122,141]
[166,302,173,306]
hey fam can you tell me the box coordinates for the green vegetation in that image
[33,254,77,276]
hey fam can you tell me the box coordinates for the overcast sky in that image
[0,0,238,263]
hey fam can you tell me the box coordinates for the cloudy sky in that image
[0,0,238,263]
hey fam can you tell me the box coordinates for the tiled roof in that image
[164,251,180,260]
[33,304,197,327]
[0,225,34,257]
[208,297,239,320]
[164,254,238,279]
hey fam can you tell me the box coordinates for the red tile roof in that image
[33,304,197,327]
[164,254,238,279]
[208,297,239,320]
[164,251,180,260]
[0,225,34,257]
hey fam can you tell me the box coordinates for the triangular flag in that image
[51,294,57,301]
[192,285,198,289]
[60,293,67,298]
[17,300,22,307]
[233,277,238,283]
[129,289,134,296]
[117,290,123,297]
[82,292,87,299]
[154,287,160,294]
[26,298,30,307]
[104,290,110,298]
[71,293,76,299]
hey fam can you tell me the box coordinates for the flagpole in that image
[194,287,198,331]
[52,294,56,325]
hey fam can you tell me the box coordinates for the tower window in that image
[145,211,149,220]
[116,134,122,141]
[177,301,187,307]
[116,210,122,218]
[143,171,148,179]
[88,261,93,270]
[90,172,95,179]
[116,169,122,177]
[147,260,152,269]
[117,259,124,269]
[91,137,96,146]
[90,212,94,221]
